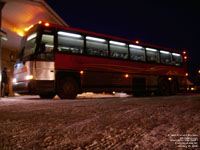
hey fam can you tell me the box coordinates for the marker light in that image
[129,44,143,49]
[45,23,50,27]
[58,31,82,38]
[168,77,172,81]
[24,24,34,32]
[146,48,157,52]
[86,36,106,42]
[198,70,200,74]
[135,41,139,44]
[160,50,170,54]
[80,71,84,75]
[191,87,195,91]
[172,53,181,56]
[38,21,42,24]
[183,51,186,55]
[185,73,189,77]
[184,56,187,60]
[124,74,129,78]
[110,41,126,46]
[13,78,17,83]
[25,75,33,80]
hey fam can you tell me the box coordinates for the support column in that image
[0,1,5,97]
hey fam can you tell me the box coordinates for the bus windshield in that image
[17,32,37,62]
[23,33,37,58]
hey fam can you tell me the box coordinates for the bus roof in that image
[39,22,183,54]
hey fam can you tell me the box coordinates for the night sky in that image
[47,0,199,78]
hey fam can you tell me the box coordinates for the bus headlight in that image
[13,78,17,83]
[25,75,33,80]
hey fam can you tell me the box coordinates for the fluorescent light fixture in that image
[146,48,157,52]
[46,44,54,48]
[129,44,143,49]
[58,31,82,38]
[160,50,170,54]
[110,41,126,46]
[86,36,106,42]
[172,53,181,56]
[27,33,37,41]
[61,46,70,50]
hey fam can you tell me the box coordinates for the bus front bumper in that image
[12,80,55,95]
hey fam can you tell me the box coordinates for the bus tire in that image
[57,77,79,99]
[171,81,178,95]
[159,79,170,96]
[39,93,55,99]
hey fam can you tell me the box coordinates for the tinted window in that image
[86,36,108,56]
[160,50,171,65]
[24,33,37,58]
[172,53,182,66]
[37,34,54,60]
[58,31,84,54]
[110,41,128,59]
[40,34,54,52]
[129,44,145,61]
[146,48,160,63]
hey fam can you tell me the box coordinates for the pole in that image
[0,1,5,98]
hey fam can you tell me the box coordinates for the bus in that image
[12,22,188,99]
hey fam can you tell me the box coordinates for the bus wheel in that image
[159,80,170,96]
[39,93,55,99]
[171,81,178,95]
[58,77,79,99]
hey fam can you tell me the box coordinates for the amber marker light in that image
[198,70,200,74]
[184,56,187,60]
[124,74,129,78]
[80,71,84,75]
[183,51,186,55]
[185,73,189,77]
[24,24,34,32]
[38,21,42,24]
[45,23,50,27]
[168,77,172,81]
[135,41,139,44]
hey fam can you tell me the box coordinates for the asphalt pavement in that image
[0,93,200,150]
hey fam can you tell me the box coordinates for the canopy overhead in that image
[1,0,68,50]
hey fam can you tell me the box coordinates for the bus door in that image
[34,32,55,82]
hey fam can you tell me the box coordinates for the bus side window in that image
[109,41,128,60]
[58,31,84,54]
[129,45,145,62]
[38,34,54,60]
[160,50,172,65]
[172,53,182,66]
[86,36,108,57]
[146,48,160,63]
